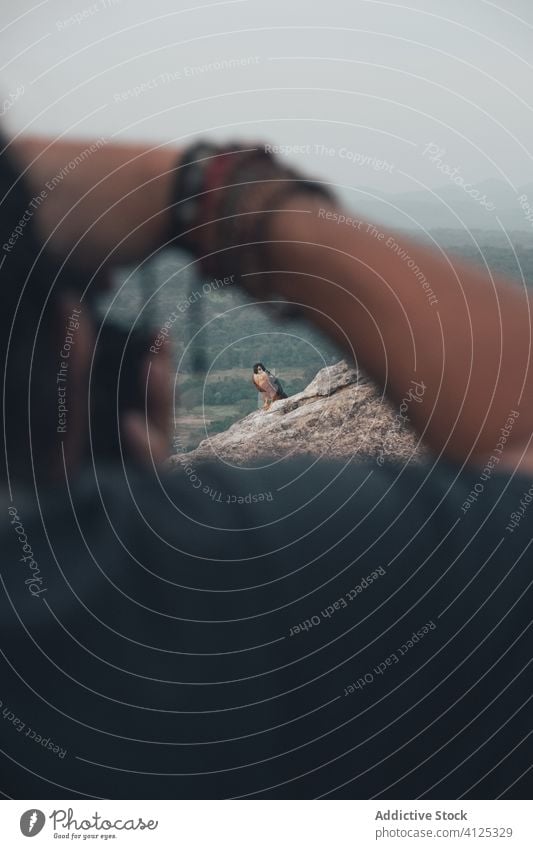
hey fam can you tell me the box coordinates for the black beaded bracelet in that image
[170,141,219,251]
[170,141,337,351]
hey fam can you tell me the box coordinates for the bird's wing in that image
[262,373,281,400]
[272,376,284,395]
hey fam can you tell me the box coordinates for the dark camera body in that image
[89,322,152,462]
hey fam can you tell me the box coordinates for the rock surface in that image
[168,360,424,469]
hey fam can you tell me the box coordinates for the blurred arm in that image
[11,137,533,469]
[264,196,533,470]
[9,135,179,268]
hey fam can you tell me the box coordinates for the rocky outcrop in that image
[168,361,424,468]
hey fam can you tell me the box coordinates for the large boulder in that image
[168,360,424,469]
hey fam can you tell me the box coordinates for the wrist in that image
[261,195,339,296]
[169,141,336,284]
[144,145,183,251]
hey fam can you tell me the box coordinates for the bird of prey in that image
[252,363,288,410]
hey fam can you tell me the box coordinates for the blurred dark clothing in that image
[1,458,532,799]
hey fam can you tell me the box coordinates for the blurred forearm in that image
[10,136,533,468]
[266,196,533,467]
[9,136,179,268]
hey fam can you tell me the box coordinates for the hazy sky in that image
[2,0,533,195]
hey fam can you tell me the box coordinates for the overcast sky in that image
[2,0,533,196]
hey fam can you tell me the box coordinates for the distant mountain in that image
[338,180,533,232]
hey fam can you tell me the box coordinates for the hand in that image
[121,342,172,466]
[121,342,173,467]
